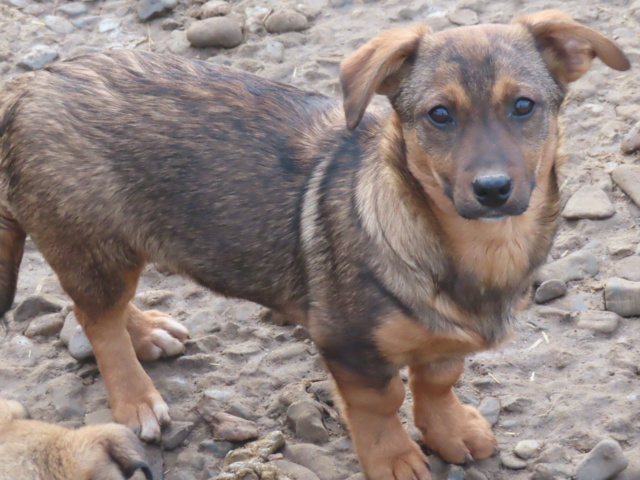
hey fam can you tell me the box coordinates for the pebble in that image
[608,239,636,258]
[68,328,94,361]
[309,380,333,406]
[265,40,285,63]
[286,401,329,444]
[23,313,64,338]
[536,306,572,322]
[535,250,599,284]
[207,412,259,442]
[138,0,177,21]
[162,421,196,450]
[500,452,527,470]
[161,18,181,31]
[612,164,640,207]
[562,186,615,219]
[187,17,244,49]
[44,15,76,34]
[478,396,501,426]
[605,277,640,317]
[199,440,235,457]
[200,0,231,18]
[48,373,86,420]
[224,430,285,466]
[534,279,567,304]
[272,460,321,480]
[447,8,479,25]
[284,444,344,480]
[57,2,87,17]
[224,340,261,356]
[13,294,65,322]
[576,439,628,480]
[137,289,174,308]
[84,409,113,425]
[466,469,489,480]
[265,9,309,34]
[532,463,573,480]
[574,310,621,334]
[612,256,640,282]
[621,122,640,154]
[515,440,543,459]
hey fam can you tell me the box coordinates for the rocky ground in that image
[1,0,640,479]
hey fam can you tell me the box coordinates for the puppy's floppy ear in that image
[340,24,428,130]
[514,9,630,84]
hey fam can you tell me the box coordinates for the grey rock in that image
[85,409,113,425]
[137,289,174,307]
[200,0,231,18]
[605,277,640,317]
[48,373,85,420]
[161,18,181,31]
[198,440,235,457]
[532,463,573,480]
[138,0,177,21]
[465,469,488,480]
[284,444,344,480]
[575,310,621,334]
[73,15,102,29]
[612,164,640,207]
[57,2,87,16]
[272,460,321,480]
[562,186,615,219]
[14,294,65,322]
[536,306,572,322]
[24,313,64,338]
[224,340,261,356]
[44,15,75,34]
[500,452,527,470]
[448,465,465,480]
[309,380,333,406]
[536,250,599,284]
[535,279,567,304]
[208,412,258,442]
[621,122,640,154]
[576,439,628,480]
[68,328,94,361]
[162,421,195,450]
[265,9,309,34]
[287,401,328,444]
[224,431,285,465]
[60,310,80,345]
[612,255,640,281]
[478,396,500,426]
[447,8,479,25]
[514,439,543,459]
[187,17,243,48]
[265,40,285,63]
[3,0,29,8]
[98,18,120,33]
[608,239,636,259]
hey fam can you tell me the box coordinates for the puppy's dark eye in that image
[427,106,454,126]
[513,97,535,117]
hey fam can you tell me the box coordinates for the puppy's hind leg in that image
[0,209,26,319]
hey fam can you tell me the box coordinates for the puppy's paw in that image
[0,399,28,421]
[112,389,170,442]
[128,309,189,361]
[361,432,431,480]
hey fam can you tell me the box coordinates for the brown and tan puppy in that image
[0,10,629,480]
[0,399,151,480]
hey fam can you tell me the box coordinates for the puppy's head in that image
[341,10,629,220]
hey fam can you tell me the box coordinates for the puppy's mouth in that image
[453,202,530,221]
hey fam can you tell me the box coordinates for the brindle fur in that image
[0,399,152,480]
[0,10,629,480]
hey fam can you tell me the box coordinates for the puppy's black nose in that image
[472,175,513,208]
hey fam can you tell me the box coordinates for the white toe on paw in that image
[151,329,185,357]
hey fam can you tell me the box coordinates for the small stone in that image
[272,460,321,480]
[536,306,572,322]
[199,440,235,457]
[265,40,285,63]
[284,444,344,480]
[200,0,231,18]
[98,18,120,33]
[515,440,543,459]
[68,328,94,361]
[612,164,640,207]
[161,18,181,31]
[287,401,328,444]
[137,290,174,307]
[224,431,285,466]
[138,0,177,21]
[562,186,615,219]
[187,17,243,49]
[532,463,574,480]
[44,15,76,34]
[500,452,527,470]
[208,412,259,442]
[73,15,102,29]
[621,122,640,154]
[24,313,64,338]
[478,396,501,426]
[224,341,261,356]
[85,409,114,425]
[57,2,87,16]
[576,439,628,480]
[447,8,479,26]
[60,310,80,345]
[574,310,621,334]
[162,421,196,450]
[535,250,599,284]
[48,373,86,420]
[605,277,640,317]
[13,295,65,322]
[465,469,488,480]
[265,9,309,34]
[309,380,333,406]
[608,239,636,259]
[534,279,567,304]
[612,256,640,281]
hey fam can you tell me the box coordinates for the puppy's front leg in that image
[409,361,496,464]
[328,363,431,480]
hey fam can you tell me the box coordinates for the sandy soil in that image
[0,1,639,479]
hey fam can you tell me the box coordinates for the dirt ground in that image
[0,0,639,479]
